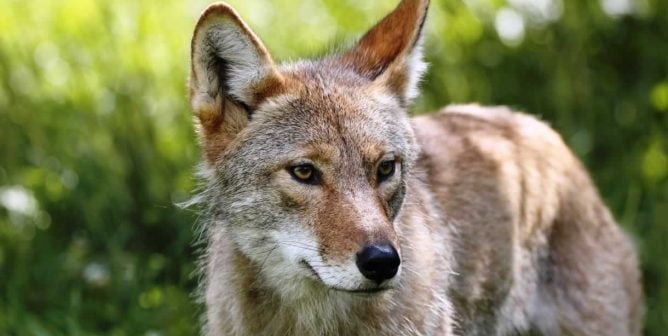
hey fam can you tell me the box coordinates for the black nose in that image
[355,243,401,284]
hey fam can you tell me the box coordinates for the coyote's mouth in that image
[300,259,322,281]
[330,286,390,295]
[300,260,391,295]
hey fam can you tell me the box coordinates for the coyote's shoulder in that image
[412,104,642,334]
[187,1,643,335]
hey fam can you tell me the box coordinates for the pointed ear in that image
[189,3,284,162]
[341,0,429,104]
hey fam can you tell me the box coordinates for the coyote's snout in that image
[187,1,643,335]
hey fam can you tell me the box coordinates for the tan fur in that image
[188,1,643,335]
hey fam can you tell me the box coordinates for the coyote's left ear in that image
[341,0,429,104]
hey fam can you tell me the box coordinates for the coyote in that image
[187,0,643,335]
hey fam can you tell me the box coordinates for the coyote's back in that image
[187,1,643,335]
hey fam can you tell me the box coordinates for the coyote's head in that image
[190,0,429,296]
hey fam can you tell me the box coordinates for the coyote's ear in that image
[189,3,283,162]
[341,0,429,104]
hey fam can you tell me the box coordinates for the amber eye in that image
[377,159,396,182]
[288,164,320,185]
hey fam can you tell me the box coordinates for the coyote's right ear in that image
[189,3,283,163]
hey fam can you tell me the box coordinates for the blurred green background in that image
[0,0,666,334]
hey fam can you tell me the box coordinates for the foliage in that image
[0,0,665,334]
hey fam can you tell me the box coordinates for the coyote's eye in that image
[288,164,320,185]
[377,159,396,183]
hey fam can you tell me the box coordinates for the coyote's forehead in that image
[225,66,417,168]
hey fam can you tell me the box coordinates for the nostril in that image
[355,243,401,284]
